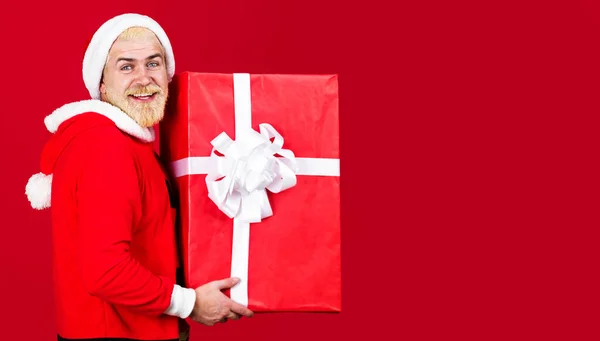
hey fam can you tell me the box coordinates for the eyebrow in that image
[116,53,164,64]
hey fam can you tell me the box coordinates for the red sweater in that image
[27,100,195,340]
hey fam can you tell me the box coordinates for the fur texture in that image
[44,99,155,142]
[25,173,53,210]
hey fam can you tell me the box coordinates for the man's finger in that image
[226,311,241,320]
[213,277,240,290]
[229,301,254,318]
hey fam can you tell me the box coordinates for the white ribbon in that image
[169,73,340,307]
[205,123,299,223]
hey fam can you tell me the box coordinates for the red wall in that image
[3,0,600,340]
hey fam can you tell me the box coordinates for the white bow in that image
[205,123,298,223]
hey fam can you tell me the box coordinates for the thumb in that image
[215,277,240,290]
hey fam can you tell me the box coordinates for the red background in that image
[2,0,600,340]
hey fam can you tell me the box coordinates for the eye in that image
[148,61,159,68]
[120,64,132,71]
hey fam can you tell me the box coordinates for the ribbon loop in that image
[205,124,298,223]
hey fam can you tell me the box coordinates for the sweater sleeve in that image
[75,127,178,316]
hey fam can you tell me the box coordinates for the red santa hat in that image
[83,13,175,99]
[25,13,172,209]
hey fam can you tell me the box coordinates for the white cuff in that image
[164,284,196,319]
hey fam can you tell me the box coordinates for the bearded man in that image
[25,13,253,341]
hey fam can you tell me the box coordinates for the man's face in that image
[99,29,169,128]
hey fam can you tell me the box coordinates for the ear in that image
[99,64,108,94]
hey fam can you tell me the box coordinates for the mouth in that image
[128,93,157,102]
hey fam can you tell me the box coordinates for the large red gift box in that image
[160,72,341,312]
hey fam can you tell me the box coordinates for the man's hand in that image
[189,277,254,326]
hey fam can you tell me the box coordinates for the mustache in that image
[125,85,162,96]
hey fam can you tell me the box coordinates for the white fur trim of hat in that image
[82,13,176,100]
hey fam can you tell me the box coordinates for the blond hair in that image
[119,26,160,42]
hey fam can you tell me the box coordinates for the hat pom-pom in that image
[25,172,53,210]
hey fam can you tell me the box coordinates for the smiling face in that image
[99,27,169,128]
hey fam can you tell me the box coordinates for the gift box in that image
[160,72,341,312]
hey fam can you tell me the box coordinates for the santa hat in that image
[83,13,175,99]
[26,13,171,210]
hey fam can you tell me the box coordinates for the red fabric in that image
[160,72,341,312]
[45,112,180,339]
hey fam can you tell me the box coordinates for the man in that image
[25,13,253,341]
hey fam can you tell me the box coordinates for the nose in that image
[133,66,152,86]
